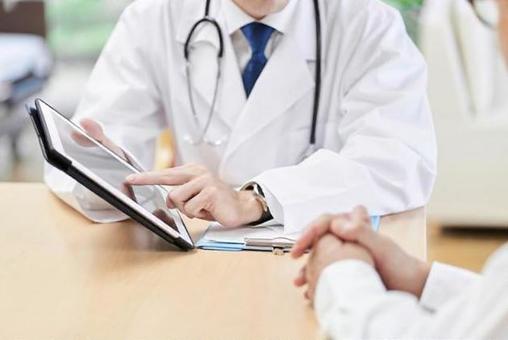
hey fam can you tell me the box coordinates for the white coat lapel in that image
[224,33,315,159]
[175,1,245,131]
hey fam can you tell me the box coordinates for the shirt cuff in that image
[259,185,284,225]
[315,260,386,328]
[420,262,480,311]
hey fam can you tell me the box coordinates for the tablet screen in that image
[38,101,193,245]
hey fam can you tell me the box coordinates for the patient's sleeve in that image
[314,250,507,339]
[419,262,479,311]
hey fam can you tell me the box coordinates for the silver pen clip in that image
[244,237,295,255]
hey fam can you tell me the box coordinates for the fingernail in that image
[127,174,137,182]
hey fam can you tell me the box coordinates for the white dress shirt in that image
[224,0,296,73]
[223,0,299,222]
[314,243,508,339]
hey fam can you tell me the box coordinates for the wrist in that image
[345,244,375,267]
[413,260,432,298]
[239,182,273,226]
[317,257,373,284]
[238,191,264,225]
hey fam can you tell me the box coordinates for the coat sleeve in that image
[419,262,480,311]
[254,2,437,232]
[314,248,508,339]
[45,2,167,222]
[314,260,435,339]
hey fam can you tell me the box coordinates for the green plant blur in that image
[384,0,424,41]
[46,0,126,58]
[385,0,424,9]
[46,0,424,59]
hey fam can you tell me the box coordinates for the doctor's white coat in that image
[46,0,437,232]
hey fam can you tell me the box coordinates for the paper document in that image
[196,216,381,252]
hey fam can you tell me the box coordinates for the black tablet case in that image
[28,100,194,251]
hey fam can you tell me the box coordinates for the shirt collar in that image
[222,0,299,35]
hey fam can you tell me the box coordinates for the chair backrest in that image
[420,0,468,123]
[419,0,508,124]
[0,1,47,38]
[451,0,508,119]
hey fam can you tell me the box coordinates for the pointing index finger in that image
[126,168,196,186]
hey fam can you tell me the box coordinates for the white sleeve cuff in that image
[258,184,284,225]
[420,262,480,311]
[44,162,128,223]
[314,260,386,328]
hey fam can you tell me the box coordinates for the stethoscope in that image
[184,0,322,158]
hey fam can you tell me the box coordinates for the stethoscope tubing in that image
[184,0,322,154]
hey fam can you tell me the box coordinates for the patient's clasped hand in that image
[292,205,508,339]
[291,206,431,301]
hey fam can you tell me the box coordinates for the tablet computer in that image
[28,98,194,251]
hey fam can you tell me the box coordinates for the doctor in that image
[46,0,436,230]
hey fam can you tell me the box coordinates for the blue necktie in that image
[241,22,275,97]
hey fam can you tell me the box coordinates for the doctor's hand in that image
[126,164,264,227]
[294,234,374,302]
[72,118,127,162]
[292,206,431,298]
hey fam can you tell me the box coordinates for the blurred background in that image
[1,0,507,271]
[0,0,129,182]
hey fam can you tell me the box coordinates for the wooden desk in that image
[0,183,426,340]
